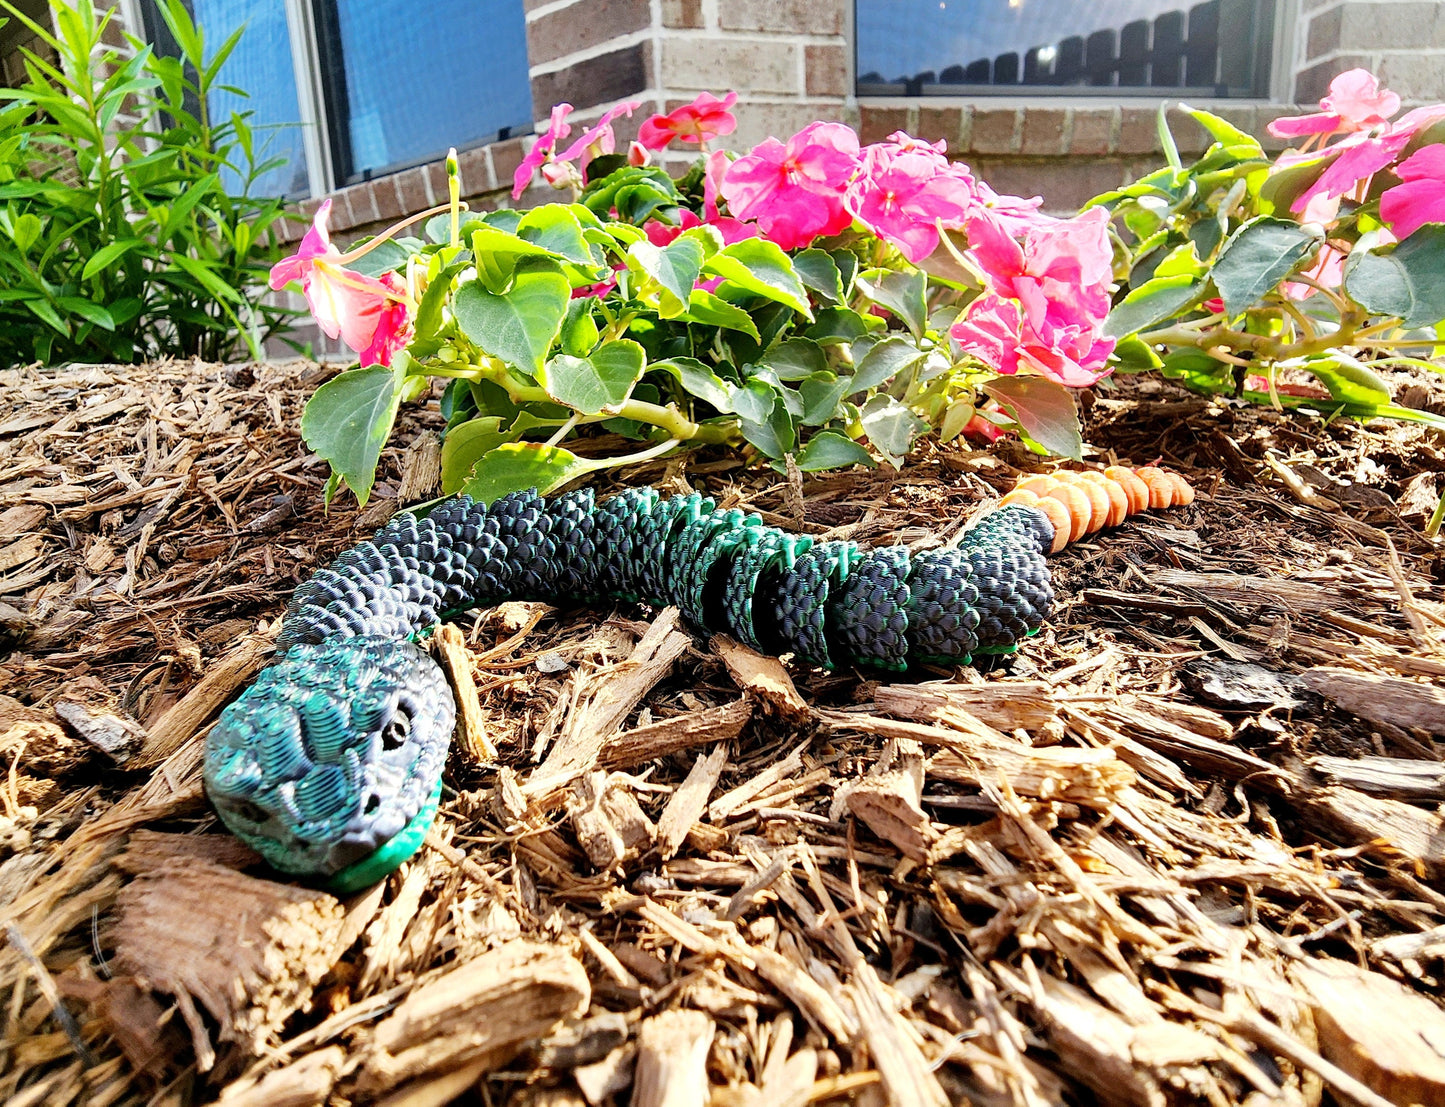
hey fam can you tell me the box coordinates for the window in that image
[856,0,1275,98]
[139,0,533,198]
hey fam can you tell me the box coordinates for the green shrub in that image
[0,0,294,365]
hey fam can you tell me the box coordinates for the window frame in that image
[850,0,1297,104]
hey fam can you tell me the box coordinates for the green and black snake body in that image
[204,487,1056,890]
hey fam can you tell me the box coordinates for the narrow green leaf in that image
[453,261,570,374]
[300,366,402,505]
[982,376,1083,460]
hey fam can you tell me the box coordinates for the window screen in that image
[856,0,1274,98]
[313,0,534,185]
[140,0,311,198]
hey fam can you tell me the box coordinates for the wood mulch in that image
[1,359,1444,1107]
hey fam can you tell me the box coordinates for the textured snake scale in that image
[204,480,1158,891]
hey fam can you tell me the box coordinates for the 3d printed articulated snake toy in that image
[203,466,1193,891]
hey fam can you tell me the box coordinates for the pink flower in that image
[512,101,641,199]
[1380,144,1445,240]
[646,153,756,247]
[1268,68,1401,139]
[721,122,861,251]
[269,200,405,357]
[844,134,977,262]
[951,293,1114,388]
[556,100,641,167]
[1288,127,1413,220]
[967,206,1114,336]
[637,91,738,151]
[513,103,574,199]
[358,272,412,367]
[973,180,1046,237]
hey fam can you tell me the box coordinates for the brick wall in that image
[1292,0,1445,103]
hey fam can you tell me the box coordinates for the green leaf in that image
[796,431,876,471]
[1105,273,1206,338]
[439,416,516,493]
[346,237,411,278]
[55,296,114,330]
[1213,217,1320,319]
[1110,334,1164,373]
[850,335,927,394]
[799,372,851,426]
[859,394,926,467]
[683,288,761,339]
[517,204,594,266]
[168,253,241,302]
[982,376,1083,460]
[1345,225,1445,328]
[453,261,570,374]
[1179,103,1262,158]
[540,339,645,414]
[301,366,402,505]
[793,248,845,305]
[806,307,879,345]
[628,236,705,315]
[654,357,733,412]
[727,377,779,424]
[760,337,827,381]
[408,259,468,358]
[8,212,41,254]
[469,223,563,290]
[1298,354,1391,407]
[560,295,600,356]
[740,396,795,459]
[702,238,813,318]
[856,268,927,337]
[459,443,593,503]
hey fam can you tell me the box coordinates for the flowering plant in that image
[1094,70,1445,429]
[283,83,1443,507]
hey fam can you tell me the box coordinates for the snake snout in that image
[204,636,455,880]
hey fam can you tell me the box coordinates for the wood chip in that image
[710,634,809,723]
[1301,667,1445,736]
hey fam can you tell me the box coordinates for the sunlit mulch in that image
[1,359,1444,1106]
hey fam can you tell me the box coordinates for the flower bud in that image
[540,160,576,189]
[627,140,651,167]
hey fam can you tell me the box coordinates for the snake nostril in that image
[380,707,412,752]
[365,794,380,814]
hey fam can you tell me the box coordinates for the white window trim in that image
[281,0,332,198]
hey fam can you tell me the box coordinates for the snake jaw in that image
[204,636,454,879]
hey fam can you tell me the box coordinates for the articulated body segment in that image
[206,472,1185,887]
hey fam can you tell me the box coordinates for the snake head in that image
[204,636,454,882]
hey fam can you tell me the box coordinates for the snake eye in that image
[229,800,270,825]
[380,706,412,752]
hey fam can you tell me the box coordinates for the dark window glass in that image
[313,0,533,185]
[856,0,1273,98]
[140,0,310,198]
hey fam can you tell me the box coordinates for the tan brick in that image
[527,0,650,66]
[1019,107,1067,156]
[1306,5,1343,60]
[719,0,845,35]
[973,158,1130,214]
[662,0,704,28]
[455,145,494,197]
[1339,2,1445,48]
[806,44,849,97]
[1117,108,1160,155]
[1376,51,1445,101]
[395,166,432,216]
[489,137,527,193]
[1068,108,1115,156]
[858,105,910,145]
[660,38,798,95]
[724,100,840,150]
[911,105,959,146]
[967,108,1019,155]
[1294,56,1372,103]
[533,43,649,111]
